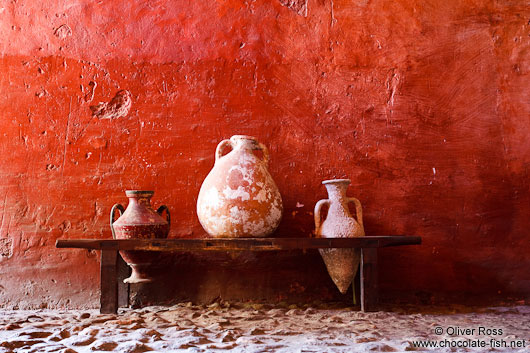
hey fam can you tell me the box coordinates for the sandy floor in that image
[0,303,528,352]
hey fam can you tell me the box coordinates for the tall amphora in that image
[314,179,364,293]
[197,135,283,238]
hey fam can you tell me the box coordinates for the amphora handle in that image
[255,142,270,166]
[314,199,330,236]
[110,204,125,239]
[156,205,171,236]
[215,139,232,161]
[348,197,364,228]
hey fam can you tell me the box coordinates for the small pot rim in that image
[322,179,351,185]
[125,190,154,196]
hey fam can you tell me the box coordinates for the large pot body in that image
[111,190,170,283]
[197,135,283,238]
[314,179,364,294]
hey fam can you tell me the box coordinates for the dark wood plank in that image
[100,250,118,314]
[56,236,421,251]
[116,254,130,308]
[360,248,378,312]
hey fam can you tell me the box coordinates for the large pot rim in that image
[230,135,257,142]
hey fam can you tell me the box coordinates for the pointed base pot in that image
[319,248,361,294]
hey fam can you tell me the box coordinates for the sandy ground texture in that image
[0,303,528,353]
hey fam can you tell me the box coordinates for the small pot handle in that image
[215,139,232,162]
[157,205,171,230]
[314,199,330,236]
[348,197,363,228]
[256,142,270,165]
[110,204,125,239]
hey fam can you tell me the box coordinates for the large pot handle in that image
[348,197,363,228]
[256,142,270,166]
[215,139,232,162]
[110,204,125,239]
[314,199,330,236]
[156,205,171,235]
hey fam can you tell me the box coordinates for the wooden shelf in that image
[56,235,421,252]
[56,235,421,314]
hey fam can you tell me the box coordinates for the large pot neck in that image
[230,135,259,150]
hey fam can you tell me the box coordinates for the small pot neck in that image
[126,191,153,207]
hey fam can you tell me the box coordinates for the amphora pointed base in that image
[319,248,361,294]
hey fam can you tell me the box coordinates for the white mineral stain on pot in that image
[254,189,268,202]
[201,187,222,209]
[243,219,265,234]
[229,206,250,224]
[266,200,283,226]
[223,186,250,201]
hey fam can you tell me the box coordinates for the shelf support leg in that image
[100,249,118,314]
[360,248,378,312]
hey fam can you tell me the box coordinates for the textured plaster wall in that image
[0,0,528,308]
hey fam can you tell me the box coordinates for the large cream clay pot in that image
[197,135,283,238]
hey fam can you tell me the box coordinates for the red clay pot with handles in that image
[110,190,170,283]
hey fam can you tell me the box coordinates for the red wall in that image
[0,0,528,308]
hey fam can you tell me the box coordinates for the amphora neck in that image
[126,190,154,207]
[323,179,350,202]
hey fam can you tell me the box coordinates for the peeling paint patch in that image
[278,0,307,17]
[0,238,12,258]
[83,81,97,103]
[35,89,47,98]
[58,220,71,233]
[54,24,72,39]
[386,69,400,106]
[90,90,132,119]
